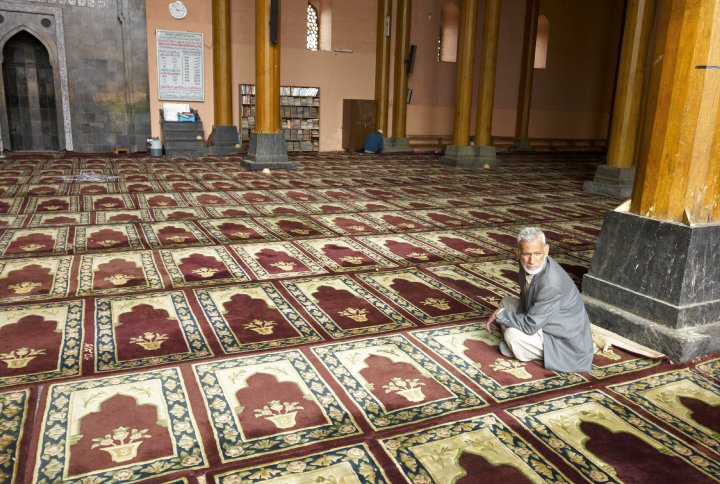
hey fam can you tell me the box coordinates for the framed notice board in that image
[157,29,204,101]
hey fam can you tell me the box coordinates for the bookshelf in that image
[240,84,320,152]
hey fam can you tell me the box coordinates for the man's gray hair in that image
[517,227,546,245]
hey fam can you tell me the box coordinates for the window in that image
[534,15,549,69]
[307,3,319,51]
[438,2,459,62]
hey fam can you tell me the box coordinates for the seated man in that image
[362,129,384,153]
[486,227,594,373]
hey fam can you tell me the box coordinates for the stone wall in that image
[0,0,150,152]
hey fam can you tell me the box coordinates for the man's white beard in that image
[522,260,546,275]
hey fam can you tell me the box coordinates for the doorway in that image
[2,31,59,151]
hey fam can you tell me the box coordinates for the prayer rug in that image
[507,390,720,482]
[282,274,415,337]
[360,210,438,232]
[141,221,213,248]
[566,249,595,263]
[697,357,720,381]
[119,179,163,193]
[83,194,135,211]
[74,224,143,253]
[255,215,336,239]
[0,389,30,483]
[159,246,249,287]
[252,202,309,216]
[29,212,90,227]
[31,367,207,482]
[352,200,403,212]
[161,181,207,192]
[412,230,510,262]
[451,206,524,225]
[421,264,518,312]
[354,234,452,265]
[199,217,276,244]
[204,205,261,218]
[182,191,237,207]
[20,183,66,195]
[0,226,70,257]
[212,443,389,483]
[231,241,326,280]
[357,268,486,325]
[230,189,283,204]
[0,255,72,302]
[0,214,25,229]
[411,322,588,401]
[153,207,207,221]
[295,236,397,272]
[192,350,361,463]
[379,412,569,483]
[194,282,322,353]
[460,260,522,293]
[95,209,153,224]
[534,225,598,251]
[25,195,80,213]
[275,188,328,203]
[312,187,364,201]
[0,300,84,387]
[136,192,188,209]
[94,291,212,372]
[312,334,485,430]
[549,219,604,240]
[610,369,720,455]
[409,209,478,229]
[78,250,164,295]
[302,201,359,214]
[391,198,450,210]
[309,213,383,235]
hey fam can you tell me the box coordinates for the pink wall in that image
[145,0,624,150]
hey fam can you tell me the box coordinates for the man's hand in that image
[486,308,502,333]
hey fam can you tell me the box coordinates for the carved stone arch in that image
[0,3,72,151]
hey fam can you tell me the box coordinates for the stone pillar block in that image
[208,125,241,155]
[582,210,720,361]
[242,132,294,170]
[583,165,636,198]
[382,137,412,153]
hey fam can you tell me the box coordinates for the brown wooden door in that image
[2,31,59,151]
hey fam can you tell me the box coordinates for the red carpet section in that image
[0,151,718,483]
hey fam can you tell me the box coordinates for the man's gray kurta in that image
[496,256,594,372]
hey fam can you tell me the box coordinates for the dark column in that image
[584,0,654,198]
[243,0,294,169]
[513,0,538,151]
[383,0,413,153]
[440,0,480,168]
[583,0,720,361]
[209,0,240,155]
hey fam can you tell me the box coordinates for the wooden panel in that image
[342,99,376,151]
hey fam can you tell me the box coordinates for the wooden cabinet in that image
[342,99,376,151]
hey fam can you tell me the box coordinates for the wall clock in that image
[169,1,188,20]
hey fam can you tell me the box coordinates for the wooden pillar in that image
[243,0,292,168]
[452,0,479,146]
[582,0,720,362]
[514,0,539,150]
[440,0,482,167]
[386,0,412,151]
[374,0,392,133]
[584,0,655,197]
[209,0,240,154]
[255,0,280,134]
[212,0,232,125]
[473,0,501,166]
[631,0,720,224]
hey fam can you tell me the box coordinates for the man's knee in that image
[503,328,543,361]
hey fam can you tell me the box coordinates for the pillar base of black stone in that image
[382,137,412,153]
[582,210,720,361]
[439,145,474,167]
[208,125,241,155]
[583,165,635,198]
[512,138,533,151]
[242,132,295,170]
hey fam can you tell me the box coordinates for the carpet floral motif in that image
[33,368,206,482]
[312,334,485,429]
[193,350,361,462]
